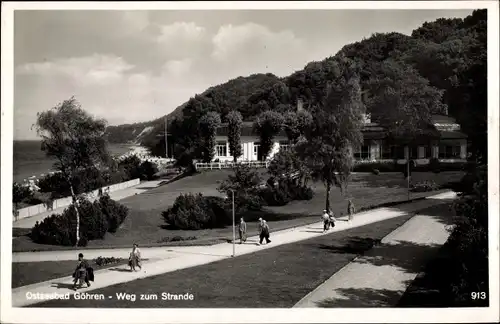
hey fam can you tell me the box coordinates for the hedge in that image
[30,194,129,246]
[22,155,159,205]
[162,193,230,230]
[258,179,314,206]
[352,160,467,174]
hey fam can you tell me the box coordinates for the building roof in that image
[215,116,466,140]
[440,130,468,139]
[431,114,459,124]
[217,124,287,137]
[216,122,387,137]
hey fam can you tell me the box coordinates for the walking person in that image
[128,243,142,272]
[257,218,264,245]
[72,253,91,290]
[259,220,271,245]
[238,217,247,244]
[328,209,336,229]
[347,199,356,223]
[322,209,330,233]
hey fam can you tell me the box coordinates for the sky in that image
[13,8,474,140]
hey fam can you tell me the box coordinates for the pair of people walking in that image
[237,217,271,245]
[322,209,336,232]
[72,253,94,291]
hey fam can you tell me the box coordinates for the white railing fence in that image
[195,161,270,170]
[13,178,141,221]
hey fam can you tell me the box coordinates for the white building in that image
[213,122,290,163]
[211,111,467,165]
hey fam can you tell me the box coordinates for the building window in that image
[279,140,290,152]
[253,142,260,156]
[425,146,432,158]
[439,144,461,159]
[381,144,406,159]
[382,144,395,159]
[395,146,405,159]
[409,147,418,159]
[216,141,227,157]
[354,145,370,160]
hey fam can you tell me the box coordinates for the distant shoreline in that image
[13,141,147,183]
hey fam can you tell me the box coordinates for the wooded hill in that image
[105,10,486,161]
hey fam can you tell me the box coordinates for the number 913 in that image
[471,292,486,300]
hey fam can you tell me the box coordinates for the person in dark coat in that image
[322,210,330,232]
[238,217,247,244]
[72,253,91,290]
[259,220,271,245]
[328,209,336,228]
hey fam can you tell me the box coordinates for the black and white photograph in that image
[1,1,499,323]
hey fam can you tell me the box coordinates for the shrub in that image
[429,157,441,173]
[410,180,440,192]
[139,161,159,180]
[37,172,69,195]
[98,194,129,233]
[218,164,264,212]
[102,168,128,185]
[68,198,109,241]
[258,179,314,206]
[235,193,264,211]
[259,186,291,206]
[353,161,397,172]
[119,155,142,181]
[30,196,129,246]
[157,236,197,243]
[94,256,123,267]
[37,168,109,198]
[442,166,488,305]
[162,193,229,230]
[13,182,33,205]
[295,186,314,200]
[31,214,74,246]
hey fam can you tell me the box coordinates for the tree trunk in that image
[325,182,331,211]
[69,184,81,247]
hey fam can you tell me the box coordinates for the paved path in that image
[294,202,454,308]
[10,191,455,307]
[12,180,164,229]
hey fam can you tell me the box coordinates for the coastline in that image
[13,142,147,183]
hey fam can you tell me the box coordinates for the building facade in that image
[213,122,290,162]
[212,112,468,164]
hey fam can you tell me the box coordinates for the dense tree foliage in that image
[365,59,446,140]
[198,112,221,163]
[114,10,485,166]
[217,164,264,213]
[283,110,313,143]
[34,97,111,246]
[102,10,487,306]
[253,111,285,161]
[297,58,365,210]
[226,111,243,163]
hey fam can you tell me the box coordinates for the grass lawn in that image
[12,259,129,289]
[33,203,450,308]
[12,171,463,252]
